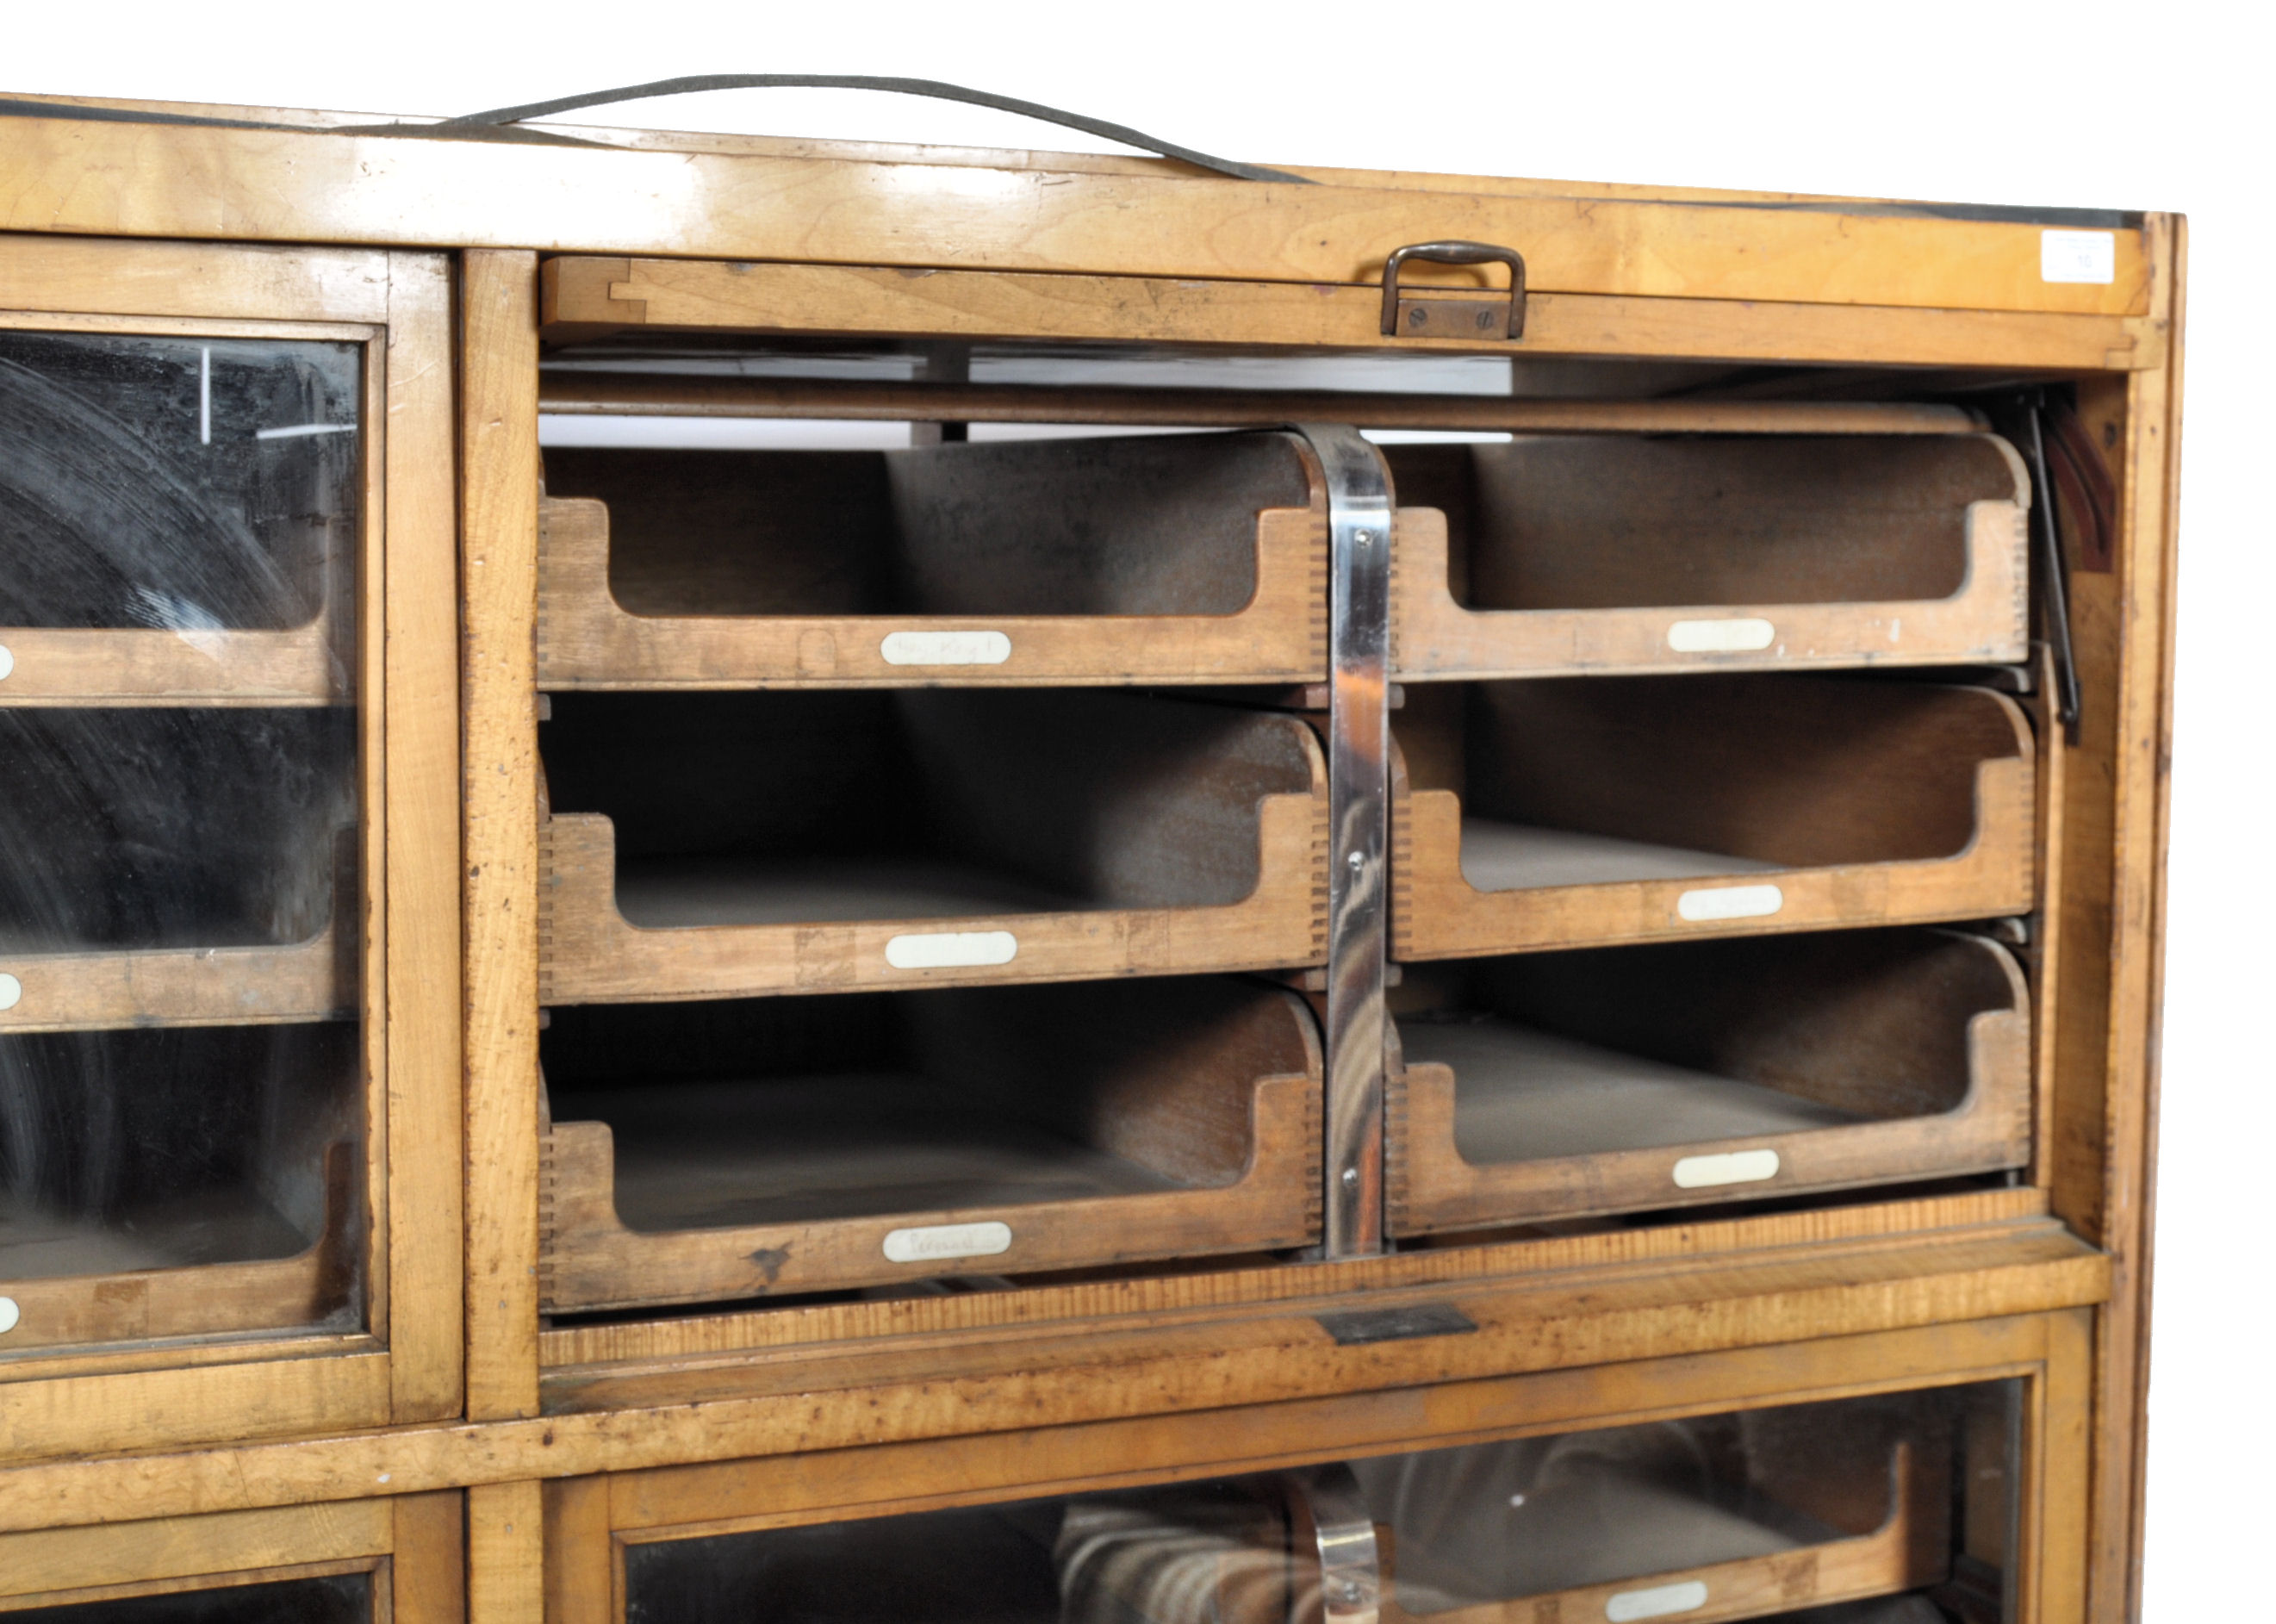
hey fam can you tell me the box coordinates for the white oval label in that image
[880,630,1011,666]
[2042,229,2116,284]
[0,1297,17,1335]
[1673,1149,1782,1189]
[0,974,20,1011]
[884,930,1017,970]
[1607,1579,1710,1621]
[1667,617,1775,653]
[0,644,13,681]
[882,1221,1013,1264]
[1676,884,1783,923]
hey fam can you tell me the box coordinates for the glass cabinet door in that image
[0,327,369,1354]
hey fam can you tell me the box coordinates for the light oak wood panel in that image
[0,1346,389,1467]
[0,233,393,325]
[538,691,1329,1002]
[459,249,545,1423]
[1387,930,2031,1234]
[539,1188,2044,1370]
[536,428,1328,688]
[1392,676,2036,959]
[0,1498,391,1602]
[1388,434,2030,680]
[0,1245,2100,1534]
[1373,1444,1941,1624]
[538,258,2159,370]
[0,119,2158,314]
[471,1480,545,1624]
[376,250,467,1426]
[539,979,1322,1310]
[0,619,346,706]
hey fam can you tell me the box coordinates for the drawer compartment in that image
[539,689,1328,1002]
[0,329,359,704]
[0,1021,360,1352]
[0,709,357,1031]
[1387,433,2028,678]
[540,975,1321,1310]
[1360,1387,1974,1624]
[538,431,1327,688]
[1387,928,2030,1234]
[1391,675,2034,959]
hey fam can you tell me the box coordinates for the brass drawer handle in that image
[1379,240,1527,339]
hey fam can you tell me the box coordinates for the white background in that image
[10,4,2265,1611]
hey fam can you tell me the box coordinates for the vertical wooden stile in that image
[460,250,544,1422]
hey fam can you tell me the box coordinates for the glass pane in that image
[5,1571,369,1622]
[0,332,359,630]
[0,331,364,1353]
[625,1475,1303,1624]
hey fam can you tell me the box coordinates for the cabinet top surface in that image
[0,90,2170,320]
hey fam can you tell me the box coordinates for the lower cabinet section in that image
[538,1318,2085,1624]
[0,1494,462,1622]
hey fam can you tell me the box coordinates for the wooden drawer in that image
[0,1492,460,1620]
[536,431,1327,689]
[538,975,1322,1310]
[1390,675,2035,959]
[538,689,1328,1002]
[1387,928,2031,1235]
[1387,432,2028,679]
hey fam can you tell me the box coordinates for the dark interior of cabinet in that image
[542,688,1310,926]
[0,708,355,953]
[0,1020,360,1279]
[544,976,1300,1231]
[3,1571,369,1622]
[543,429,1307,618]
[1394,929,2017,1163]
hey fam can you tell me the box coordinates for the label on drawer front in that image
[1666,618,1775,653]
[884,930,1018,969]
[883,1221,1013,1264]
[0,1297,16,1335]
[0,644,13,680]
[1676,884,1783,923]
[1606,1579,1710,1621]
[2041,229,2117,284]
[0,974,19,1011]
[880,630,1012,666]
[1672,1149,1782,1189]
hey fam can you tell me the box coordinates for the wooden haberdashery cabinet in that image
[0,88,2179,1624]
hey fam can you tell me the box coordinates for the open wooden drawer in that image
[538,974,1321,1310]
[537,430,1328,688]
[1387,928,2031,1235]
[538,688,1328,1002]
[1386,432,2029,679]
[1391,675,2035,959]
[0,328,358,705]
[1359,1390,1959,1624]
[0,709,357,1033]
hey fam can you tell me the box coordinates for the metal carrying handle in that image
[1379,240,1528,339]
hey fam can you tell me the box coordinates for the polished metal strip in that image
[1298,423,1393,1260]
[1288,1460,1384,1624]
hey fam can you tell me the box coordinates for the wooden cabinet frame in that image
[0,98,2184,1624]
[0,234,463,1455]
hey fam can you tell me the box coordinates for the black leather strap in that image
[0,79,1309,181]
